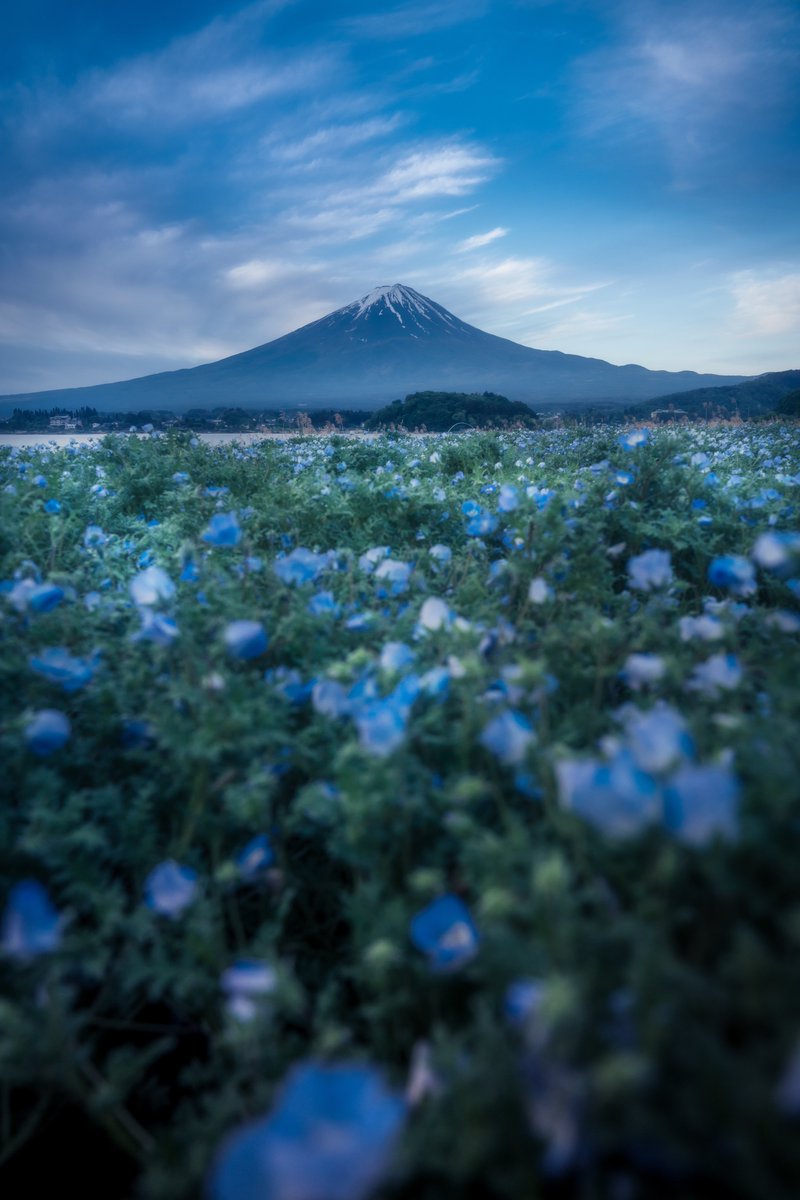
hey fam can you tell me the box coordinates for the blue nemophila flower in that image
[172,471,190,483]
[313,679,352,718]
[429,543,452,564]
[528,577,553,604]
[663,764,740,846]
[621,653,665,690]
[419,666,450,697]
[83,524,107,548]
[410,893,479,971]
[466,512,499,536]
[205,485,230,497]
[417,596,452,631]
[137,549,155,569]
[617,702,694,773]
[708,554,756,596]
[461,500,481,516]
[209,1061,407,1200]
[129,565,175,607]
[25,709,71,756]
[615,470,635,485]
[374,558,412,593]
[480,709,535,766]
[29,647,94,691]
[308,590,340,617]
[236,833,274,879]
[32,474,47,488]
[143,860,198,917]
[28,582,65,613]
[2,880,62,960]
[618,428,650,449]
[269,667,313,705]
[679,613,724,641]
[380,641,415,672]
[498,484,519,512]
[274,546,328,585]
[358,546,390,573]
[355,701,407,757]
[221,959,277,1022]
[180,559,200,583]
[752,530,800,574]
[627,549,673,591]
[557,750,661,838]
[202,512,242,547]
[687,652,742,697]
[133,610,179,646]
[44,498,62,514]
[505,978,544,1026]
[223,620,268,660]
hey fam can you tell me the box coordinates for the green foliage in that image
[1,425,799,1199]
[365,392,539,432]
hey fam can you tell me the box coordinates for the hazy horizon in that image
[1,0,798,395]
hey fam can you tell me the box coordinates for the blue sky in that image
[1,0,798,394]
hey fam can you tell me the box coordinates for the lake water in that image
[0,430,380,449]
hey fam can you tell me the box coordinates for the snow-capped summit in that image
[0,283,748,413]
[342,284,459,333]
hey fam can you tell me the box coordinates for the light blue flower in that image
[687,652,742,697]
[373,558,412,593]
[2,880,62,960]
[29,646,94,691]
[627,549,673,591]
[355,701,407,757]
[618,428,650,449]
[235,834,275,879]
[28,582,65,613]
[83,524,107,548]
[274,547,328,585]
[419,666,450,698]
[466,512,499,536]
[133,611,179,646]
[143,860,198,917]
[461,500,481,517]
[410,893,479,971]
[557,750,661,838]
[308,590,340,617]
[504,979,544,1026]
[498,484,519,512]
[752,530,800,575]
[621,653,665,690]
[708,554,756,596]
[480,709,535,765]
[44,499,62,514]
[663,764,739,845]
[130,565,175,607]
[429,543,452,564]
[380,642,415,673]
[209,1061,406,1200]
[223,620,268,660]
[221,959,277,1022]
[312,679,351,719]
[25,709,71,756]
[417,597,452,631]
[202,512,242,547]
[618,702,694,772]
[679,613,724,641]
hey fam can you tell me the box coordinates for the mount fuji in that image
[0,284,748,414]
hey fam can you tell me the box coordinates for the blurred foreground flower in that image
[202,512,242,548]
[143,860,198,917]
[410,893,479,971]
[223,620,269,660]
[627,549,673,591]
[29,647,95,691]
[2,880,62,960]
[25,709,71,756]
[708,555,756,597]
[221,959,277,1022]
[481,709,535,765]
[209,1061,406,1200]
[274,547,329,585]
[130,565,175,607]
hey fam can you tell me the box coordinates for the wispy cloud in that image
[456,227,508,252]
[342,0,488,41]
[730,269,800,336]
[573,0,799,181]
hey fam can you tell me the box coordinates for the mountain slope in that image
[0,284,750,413]
[628,370,800,418]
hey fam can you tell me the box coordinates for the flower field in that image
[1,424,800,1199]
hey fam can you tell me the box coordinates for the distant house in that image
[49,415,81,430]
